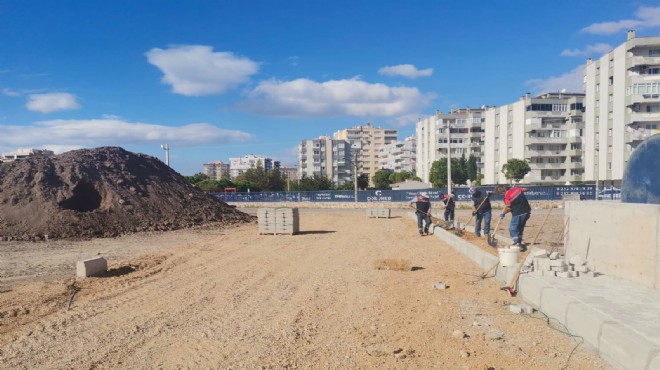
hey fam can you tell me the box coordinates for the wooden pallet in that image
[258,232,297,236]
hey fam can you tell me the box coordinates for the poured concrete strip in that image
[76,256,108,278]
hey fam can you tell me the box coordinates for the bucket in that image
[498,246,521,267]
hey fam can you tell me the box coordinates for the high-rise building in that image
[333,123,398,186]
[298,136,352,186]
[415,108,486,184]
[483,93,585,184]
[229,154,274,179]
[202,161,230,180]
[584,30,660,186]
[378,136,416,173]
[279,166,299,182]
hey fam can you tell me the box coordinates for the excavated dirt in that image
[0,210,610,369]
[0,147,252,241]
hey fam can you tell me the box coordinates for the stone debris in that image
[452,330,466,339]
[525,249,598,279]
[459,350,470,358]
[433,282,447,290]
[510,304,535,314]
[485,328,503,340]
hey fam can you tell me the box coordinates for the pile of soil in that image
[0,147,252,240]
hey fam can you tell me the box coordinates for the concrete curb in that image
[408,211,660,370]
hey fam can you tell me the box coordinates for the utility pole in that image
[436,110,452,196]
[160,144,170,167]
[353,149,358,202]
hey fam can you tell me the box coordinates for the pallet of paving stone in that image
[377,208,390,218]
[366,209,377,218]
[275,208,300,234]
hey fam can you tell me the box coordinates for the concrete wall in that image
[565,201,660,290]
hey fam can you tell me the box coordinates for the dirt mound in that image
[0,147,252,240]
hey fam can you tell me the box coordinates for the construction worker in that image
[495,184,532,250]
[470,187,492,237]
[409,192,432,236]
[440,193,455,229]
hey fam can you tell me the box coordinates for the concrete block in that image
[518,275,547,307]
[76,257,108,278]
[519,304,535,314]
[551,266,569,272]
[556,272,571,278]
[549,252,560,260]
[550,260,567,267]
[433,282,447,290]
[569,255,587,266]
[539,286,582,324]
[533,250,548,257]
[599,322,660,370]
[534,258,551,271]
[575,265,590,273]
[509,304,523,314]
[543,270,556,277]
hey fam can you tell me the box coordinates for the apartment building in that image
[228,154,275,179]
[279,166,299,182]
[298,136,352,186]
[378,135,416,173]
[202,161,230,180]
[483,93,585,184]
[1,148,54,162]
[415,108,486,184]
[333,123,397,185]
[584,30,660,186]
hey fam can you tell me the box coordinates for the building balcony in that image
[528,149,565,156]
[626,94,660,107]
[566,162,584,170]
[529,162,565,169]
[625,128,660,143]
[630,112,660,123]
[629,56,660,69]
[526,136,567,144]
[567,175,583,182]
[567,149,583,156]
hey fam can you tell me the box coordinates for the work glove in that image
[471,211,477,216]
[499,213,505,219]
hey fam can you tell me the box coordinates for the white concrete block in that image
[556,272,571,278]
[509,304,523,314]
[550,260,567,267]
[519,304,535,314]
[76,257,107,278]
[569,255,587,266]
[575,265,590,273]
[551,266,569,272]
[543,270,556,277]
[533,250,548,257]
[549,252,560,260]
[599,322,660,370]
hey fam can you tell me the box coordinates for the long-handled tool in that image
[501,206,554,296]
[454,194,490,237]
[409,205,441,232]
[487,215,503,247]
[480,259,500,279]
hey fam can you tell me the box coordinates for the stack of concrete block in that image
[257,208,277,234]
[377,208,391,218]
[526,249,596,278]
[366,209,378,218]
[274,208,299,234]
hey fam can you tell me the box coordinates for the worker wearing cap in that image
[495,184,531,250]
[470,187,492,237]
[409,192,432,236]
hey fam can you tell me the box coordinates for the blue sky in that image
[1,1,660,175]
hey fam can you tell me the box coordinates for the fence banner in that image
[212,185,596,203]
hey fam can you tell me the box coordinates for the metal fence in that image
[212,185,597,203]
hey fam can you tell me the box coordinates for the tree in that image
[502,158,531,182]
[389,170,420,183]
[466,154,478,182]
[336,181,354,190]
[372,170,392,189]
[429,158,468,188]
[236,160,267,190]
[357,173,369,190]
[184,172,209,185]
[293,174,334,191]
[266,167,285,191]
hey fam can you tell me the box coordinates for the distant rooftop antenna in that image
[160,144,170,166]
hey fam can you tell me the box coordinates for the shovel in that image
[455,194,491,237]
[487,216,503,247]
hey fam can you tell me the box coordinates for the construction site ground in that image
[0,208,609,370]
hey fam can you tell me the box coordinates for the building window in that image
[609,76,613,86]
[649,49,660,57]
[646,105,660,112]
[596,84,600,92]
[608,128,612,137]
[552,104,567,112]
[596,100,600,108]
[608,94,613,102]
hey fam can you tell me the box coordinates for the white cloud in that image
[581,6,660,35]
[26,93,80,113]
[560,43,612,57]
[525,66,584,95]
[378,64,433,78]
[145,45,259,96]
[0,118,253,151]
[2,88,20,97]
[390,113,424,127]
[240,77,435,117]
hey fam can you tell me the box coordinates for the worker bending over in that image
[495,185,531,250]
[409,192,432,236]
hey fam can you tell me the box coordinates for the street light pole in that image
[353,149,358,202]
[160,144,170,167]
[447,118,452,196]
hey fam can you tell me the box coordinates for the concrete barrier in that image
[565,201,660,290]
[76,256,108,278]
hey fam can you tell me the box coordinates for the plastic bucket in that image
[498,246,521,267]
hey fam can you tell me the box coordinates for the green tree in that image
[388,170,420,183]
[266,167,285,191]
[294,174,334,191]
[234,179,261,192]
[336,181,354,190]
[195,179,222,192]
[429,158,468,187]
[372,170,392,189]
[466,154,478,182]
[236,160,267,190]
[184,172,209,185]
[357,173,369,190]
[502,158,531,182]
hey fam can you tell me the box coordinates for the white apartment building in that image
[484,93,585,184]
[1,148,54,162]
[415,108,486,184]
[378,135,416,173]
[202,161,230,180]
[584,30,660,186]
[333,123,397,186]
[298,136,352,186]
[228,154,274,179]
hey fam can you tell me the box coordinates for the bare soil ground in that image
[0,209,608,370]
